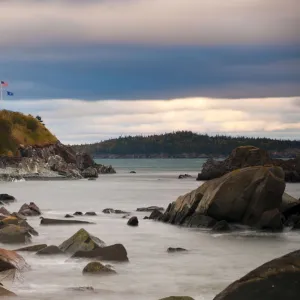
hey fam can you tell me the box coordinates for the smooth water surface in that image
[0,160,299,300]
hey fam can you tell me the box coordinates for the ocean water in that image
[0,159,299,300]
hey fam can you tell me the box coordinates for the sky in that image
[0,0,299,143]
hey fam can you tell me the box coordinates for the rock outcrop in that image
[58,228,105,254]
[197,146,300,183]
[0,141,116,181]
[157,166,286,231]
[213,249,300,300]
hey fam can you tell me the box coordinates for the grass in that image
[0,110,58,156]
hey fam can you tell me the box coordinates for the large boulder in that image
[18,202,41,216]
[0,248,28,282]
[82,261,116,275]
[59,228,105,254]
[213,249,300,300]
[0,225,32,244]
[127,216,139,227]
[72,243,128,262]
[160,166,286,230]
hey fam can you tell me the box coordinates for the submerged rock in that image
[159,166,286,230]
[0,286,16,296]
[59,228,105,254]
[212,220,232,232]
[36,245,64,255]
[167,247,187,253]
[102,208,128,214]
[137,206,164,212]
[0,194,16,203]
[15,244,47,252]
[159,297,194,300]
[178,174,192,179]
[127,216,138,226]
[213,249,300,300]
[64,214,74,218]
[73,212,83,216]
[82,262,116,275]
[40,217,94,225]
[0,224,31,244]
[72,243,129,262]
[85,212,97,216]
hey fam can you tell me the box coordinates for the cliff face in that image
[0,110,115,181]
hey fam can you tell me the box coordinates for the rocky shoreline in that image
[0,142,116,181]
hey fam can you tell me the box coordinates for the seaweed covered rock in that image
[213,249,300,300]
[160,166,286,230]
[82,262,116,275]
[59,228,105,254]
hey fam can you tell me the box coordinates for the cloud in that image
[0,0,299,48]
[2,97,300,143]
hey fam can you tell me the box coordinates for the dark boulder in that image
[72,243,129,262]
[0,194,16,203]
[64,214,74,218]
[129,171,136,174]
[212,220,232,232]
[40,217,93,225]
[137,206,164,212]
[167,247,187,253]
[85,212,97,216]
[81,167,98,178]
[36,245,65,255]
[178,174,192,179]
[15,244,47,252]
[82,261,116,275]
[149,209,163,220]
[127,216,138,226]
[213,249,300,300]
[59,228,105,254]
[18,202,41,216]
[73,212,83,216]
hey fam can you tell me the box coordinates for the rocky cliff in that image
[0,110,115,181]
[197,146,300,182]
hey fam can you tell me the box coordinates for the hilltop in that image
[72,131,300,158]
[0,110,57,156]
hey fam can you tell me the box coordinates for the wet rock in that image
[15,244,47,252]
[0,207,10,216]
[160,166,286,230]
[18,202,41,216]
[0,248,28,282]
[213,249,300,300]
[159,297,194,300]
[81,167,98,178]
[82,262,116,275]
[184,214,217,228]
[137,206,164,212]
[143,216,149,219]
[40,217,93,225]
[167,247,187,253]
[64,214,74,218]
[149,209,163,220]
[19,220,39,236]
[72,243,129,262]
[85,212,97,216]
[127,216,138,226]
[258,209,283,231]
[73,212,83,216]
[178,174,192,179]
[1,216,19,226]
[0,286,16,296]
[0,225,31,244]
[212,220,231,232]
[102,208,128,214]
[36,245,65,255]
[59,228,105,254]
[0,194,16,203]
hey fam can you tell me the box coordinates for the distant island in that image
[71,131,300,159]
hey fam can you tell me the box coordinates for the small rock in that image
[73,212,83,216]
[67,286,95,292]
[129,171,136,174]
[212,220,231,232]
[127,216,138,226]
[36,245,64,255]
[143,216,149,220]
[149,209,163,220]
[15,244,47,252]
[82,262,116,275]
[64,214,74,218]
[0,194,16,203]
[167,247,188,253]
[178,174,192,179]
[85,212,97,216]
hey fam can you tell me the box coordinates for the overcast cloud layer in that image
[3,98,300,143]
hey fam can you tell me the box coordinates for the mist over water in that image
[1,159,299,300]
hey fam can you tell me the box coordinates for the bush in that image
[26,118,38,131]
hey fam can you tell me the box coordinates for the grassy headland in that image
[0,110,57,156]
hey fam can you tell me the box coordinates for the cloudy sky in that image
[0,0,299,143]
